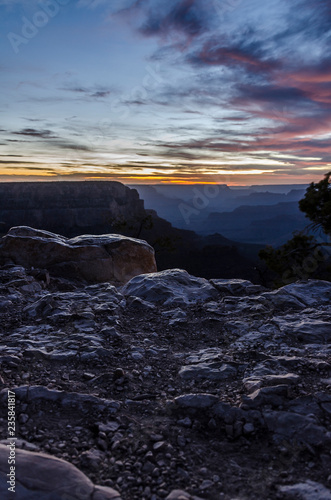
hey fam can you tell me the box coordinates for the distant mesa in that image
[0,181,145,237]
[0,226,156,285]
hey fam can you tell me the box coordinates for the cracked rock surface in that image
[0,265,330,499]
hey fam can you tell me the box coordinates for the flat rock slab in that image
[279,480,331,499]
[0,226,156,284]
[274,317,331,343]
[179,361,241,381]
[210,278,264,296]
[122,269,219,306]
[0,444,122,499]
[263,410,331,447]
[242,385,289,408]
[0,386,120,413]
[184,348,224,365]
[253,280,331,311]
[24,284,123,319]
[280,280,331,307]
[243,373,300,393]
[258,290,306,310]
[174,394,219,409]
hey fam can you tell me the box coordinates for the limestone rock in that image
[263,410,331,446]
[174,394,219,409]
[24,283,123,319]
[179,361,239,381]
[81,448,104,470]
[279,317,331,343]
[242,385,289,408]
[0,226,156,284]
[165,490,205,500]
[210,278,264,296]
[279,480,331,499]
[0,444,122,499]
[0,386,120,413]
[280,280,331,307]
[258,289,306,310]
[243,373,300,393]
[122,269,219,306]
[93,485,123,499]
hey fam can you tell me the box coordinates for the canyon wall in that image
[0,181,145,237]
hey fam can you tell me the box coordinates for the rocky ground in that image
[0,266,330,499]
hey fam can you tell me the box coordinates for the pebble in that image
[200,479,213,490]
[18,413,29,424]
[177,417,192,428]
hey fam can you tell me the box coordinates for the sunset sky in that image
[1,0,331,184]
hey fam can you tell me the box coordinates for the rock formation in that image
[0,181,262,283]
[0,181,145,237]
[0,246,330,499]
[0,227,156,284]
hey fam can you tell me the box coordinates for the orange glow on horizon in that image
[0,167,327,186]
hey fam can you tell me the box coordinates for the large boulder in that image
[0,443,122,499]
[0,227,156,284]
[122,269,219,306]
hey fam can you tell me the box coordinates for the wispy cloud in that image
[13,128,57,139]
[9,127,93,153]
[2,0,331,183]
[116,0,213,44]
[60,85,113,99]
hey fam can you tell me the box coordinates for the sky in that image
[1,0,331,185]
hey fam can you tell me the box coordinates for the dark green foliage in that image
[299,172,331,234]
[259,233,327,287]
[109,214,154,239]
[259,172,331,287]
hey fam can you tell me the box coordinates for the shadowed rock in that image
[165,490,205,500]
[279,480,331,499]
[174,394,219,409]
[0,443,121,499]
